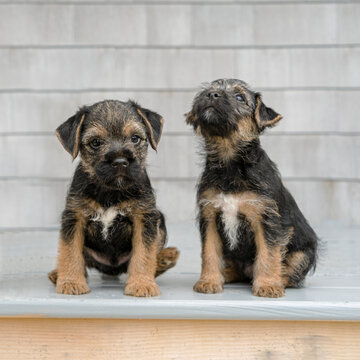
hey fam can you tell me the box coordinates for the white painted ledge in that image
[0,222,359,320]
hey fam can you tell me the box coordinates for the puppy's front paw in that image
[252,284,285,298]
[56,279,90,295]
[124,280,160,297]
[193,279,223,294]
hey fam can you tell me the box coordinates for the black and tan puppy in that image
[186,79,318,298]
[49,100,179,297]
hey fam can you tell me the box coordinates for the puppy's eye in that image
[90,138,101,149]
[236,94,245,102]
[131,135,141,145]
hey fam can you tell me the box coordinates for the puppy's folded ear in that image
[133,103,164,150]
[185,111,200,133]
[56,107,89,159]
[254,93,282,132]
[185,111,196,126]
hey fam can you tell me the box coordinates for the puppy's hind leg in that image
[155,247,180,277]
[223,259,247,284]
[48,269,58,284]
[154,212,180,277]
[282,250,314,288]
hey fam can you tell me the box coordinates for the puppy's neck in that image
[71,163,152,207]
[204,136,261,166]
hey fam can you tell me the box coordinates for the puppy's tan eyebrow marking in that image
[123,122,146,138]
[232,86,251,103]
[82,124,108,142]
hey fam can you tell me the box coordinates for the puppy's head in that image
[56,100,163,188]
[186,79,282,141]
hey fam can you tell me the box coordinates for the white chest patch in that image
[91,207,125,240]
[213,193,241,250]
[201,192,267,250]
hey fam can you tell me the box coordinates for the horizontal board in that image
[0,179,359,227]
[1,90,360,133]
[0,319,359,360]
[1,47,360,89]
[1,134,359,179]
[0,3,359,46]
[1,319,359,360]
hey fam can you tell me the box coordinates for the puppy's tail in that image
[155,247,180,277]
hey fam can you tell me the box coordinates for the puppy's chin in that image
[94,162,143,189]
[197,109,237,138]
[97,174,142,190]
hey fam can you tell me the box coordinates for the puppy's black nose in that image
[111,157,129,168]
[208,91,221,100]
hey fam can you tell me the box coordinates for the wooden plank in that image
[1,179,359,227]
[1,47,359,89]
[1,90,359,134]
[0,3,358,46]
[0,134,359,179]
[0,319,359,360]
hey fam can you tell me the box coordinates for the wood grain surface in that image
[0,319,359,360]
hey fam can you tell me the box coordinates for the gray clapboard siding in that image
[1,179,359,227]
[0,91,194,134]
[1,134,359,179]
[1,47,360,89]
[1,90,360,134]
[0,3,359,46]
[0,1,358,228]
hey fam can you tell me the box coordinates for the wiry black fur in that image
[188,79,318,290]
[62,163,165,276]
[198,139,318,285]
[54,100,169,281]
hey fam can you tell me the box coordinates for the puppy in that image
[186,79,318,298]
[49,100,179,297]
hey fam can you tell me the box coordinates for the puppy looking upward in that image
[186,79,318,298]
[49,100,179,297]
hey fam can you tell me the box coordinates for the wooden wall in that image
[1,0,359,228]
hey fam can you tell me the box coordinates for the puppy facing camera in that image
[49,100,179,297]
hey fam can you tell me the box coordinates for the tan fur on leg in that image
[56,220,89,295]
[194,215,224,294]
[252,223,284,298]
[124,214,160,297]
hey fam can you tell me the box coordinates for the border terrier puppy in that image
[186,79,318,298]
[49,100,179,297]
